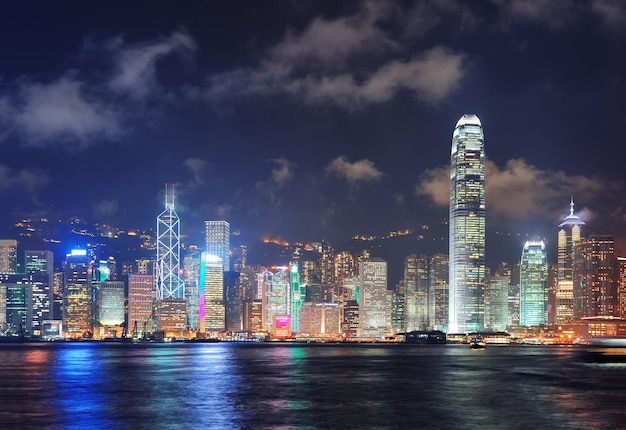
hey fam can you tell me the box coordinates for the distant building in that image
[156,186,184,300]
[224,271,243,332]
[63,249,93,338]
[556,198,584,324]
[127,274,154,336]
[0,272,50,336]
[449,114,486,333]
[404,255,429,331]
[342,300,359,338]
[259,267,290,334]
[0,239,18,273]
[289,263,305,333]
[97,281,125,337]
[430,254,449,332]
[205,220,230,272]
[200,253,225,332]
[574,235,617,318]
[520,241,548,326]
[484,275,508,331]
[358,258,389,337]
[299,303,340,336]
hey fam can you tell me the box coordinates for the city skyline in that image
[1,2,626,259]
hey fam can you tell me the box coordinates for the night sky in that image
[1,1,626,266]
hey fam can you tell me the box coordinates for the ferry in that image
[469,337,486,349]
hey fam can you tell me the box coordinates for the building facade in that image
[204,220,230,272]
[449,114,486,333]
[520,241,548,326]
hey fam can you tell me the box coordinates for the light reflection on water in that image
[1,343,626,429]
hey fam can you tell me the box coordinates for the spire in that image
[559,196,585,227]
[570,195,574,217]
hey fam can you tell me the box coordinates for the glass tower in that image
[520,241,548,326]
[449,114,486,333]
[156,186,184,300]
[204,221,230,273]
[556,198,584,324]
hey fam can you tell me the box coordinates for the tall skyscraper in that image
[199,252,225,332]
[449,114,486,333]
[358,258,389,338]
[556,198,585,324]
[127,274,154,337]
[97,281,125,332]
[0,240,18,273]
[204,220,230,272]
[156,186,184,300]
[574,235,617,318]
[519,241,548,326]
[25,250,54,321]
[403,255,429,331]
[429,254,449,332]
[484,275,509,331]
[63,249,93,338]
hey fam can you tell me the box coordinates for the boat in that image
[577,337,626,362]
[469,337,486,349]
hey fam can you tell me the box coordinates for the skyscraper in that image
[358,258,389,338]
[204,220,230,272]
[556,198,585,324]
[127,274,154,337]
[449,114,486,333]
[574,235,617,318]
[63,249,93,338]
[156,186,184,300]
[0,240,18,273]
[519,241,548,326]
[199,252,225,332]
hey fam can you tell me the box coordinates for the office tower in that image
[547,263,558,325]
[484,275,509,331]
[0,239,18,273]
[617,258,626,319]
[183,248,202,331]
[403,255,429,331]
[334,251,355,304]
[574,235,617,318]
[289,263,305,333]
[156,187,184,300]
[224,271,243,332]
[135,259,153,275]
[98,281,125,337]
[556,198,585,324]
[429,254,449,332]
[25,250,54,320]
[449,114,486,333]
[204,220,230,272]
[63,249,93,338]
[358,258,389,338]
[259,266,290,335]
[243,300,263,332]
[200,253,225,332]
[342,300,359,338]
[519,241,548,326]
[128,274,154,337]
[391,289,405,332]
[319,241,335,300]
[299,303,340,336]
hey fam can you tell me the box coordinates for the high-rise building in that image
[556,198,585,324]
[199,253,225,332]
[224,271,243,332]
[204,220,230,272]
[63,249,93,338]
[617,257,626,319]
[0,240,18,273]
[358,258,389,338]
[429,254,449,332]
[25,250,54,321]
[259,266,290,334]
[574,235,617,318]
[156,187,184,300]
[519,241,548,326]
[97,281,125,336]
[404,255,429,331]
[183,248,202,332]
[449,114,486,333]
[289,263,305,333]
[128,274,155,337]
[484,275,509,331]
[0,272,50,336]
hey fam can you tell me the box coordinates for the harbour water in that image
[1,342,625,429]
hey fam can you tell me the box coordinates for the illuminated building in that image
[183,249,201,331]
[199,253,225,332]
[334,251,355,304]
[618,258,626,319]
[299,303,340,336]
[0,273,49,336]
[224,271,243,331]
[205,220,230,272]
[63,249,93,338]
[358,258,389,337]
[574,235,617,318]
[429,254,449,332]
[127,274,154,337]
[391,290,405,332]
[556,198,585,324]
[98,281,125,325]
[449,114,486,333]
[259,266,290,334]
[157,298,187,337]
[519,241,548,326]
[319,241,335,301]
[342,300,359,337]
[289,263,305,333]
[404,255,429,331]
[484,275,509,331]
[156,186,184,300]
[25,250,54,321]
[243,300,263,332]
[0,239,18,273]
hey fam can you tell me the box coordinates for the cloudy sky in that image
[1,1,626,262]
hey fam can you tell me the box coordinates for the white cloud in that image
[108,29,197,98]
[326,156,383,185]
[491,0,578,29]
[416,158,606,220]
[93,199,119,218]
[206,3,465,110]
[11,77,120,146]
[184,157,209,186]
[591,0,626,32]
[0,163,49,195]
[270,158,295,188]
